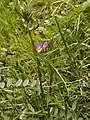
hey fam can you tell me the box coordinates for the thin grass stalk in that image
[49,65,53,94]
[55,16,72,59]
[27,23,44,99]
[44,57,68,94]
[36,57,44,96]
[48,53,54,95]
[55,16,80,78]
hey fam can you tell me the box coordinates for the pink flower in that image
[35,42,48,53]
[35,42,43,53]
[42,42,48,50]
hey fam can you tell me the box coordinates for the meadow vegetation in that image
[0,0,90,120]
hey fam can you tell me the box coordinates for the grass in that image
[0,0,90,120]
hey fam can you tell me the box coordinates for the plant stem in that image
[49,62,53,94]
[27,23,45,100]
[37,57,44,95]
[55,16,72,59]
[55,16,80,78]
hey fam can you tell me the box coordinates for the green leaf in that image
[7,78,12,87]
[59,110,65,117]
[0,82,5,88]
[88,72,90,77]
[54,108,58,116]
[27,103,35,113]
[67,111,72,119]
[79,118,83,120]
[20,108,27,119]
[31,80,37,87]
[72,101,77,111]
[3,89,14,93]
[1,48,7,52]
[16,79,22,87]
[23,79,29,87]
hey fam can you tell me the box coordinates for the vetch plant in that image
[0,0,90,119]
[35,42,48,53]
[35,42,43,53]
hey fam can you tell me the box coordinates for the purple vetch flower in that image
[42,42,48,50]
[35,42,48,53]
[35,42,43,53]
